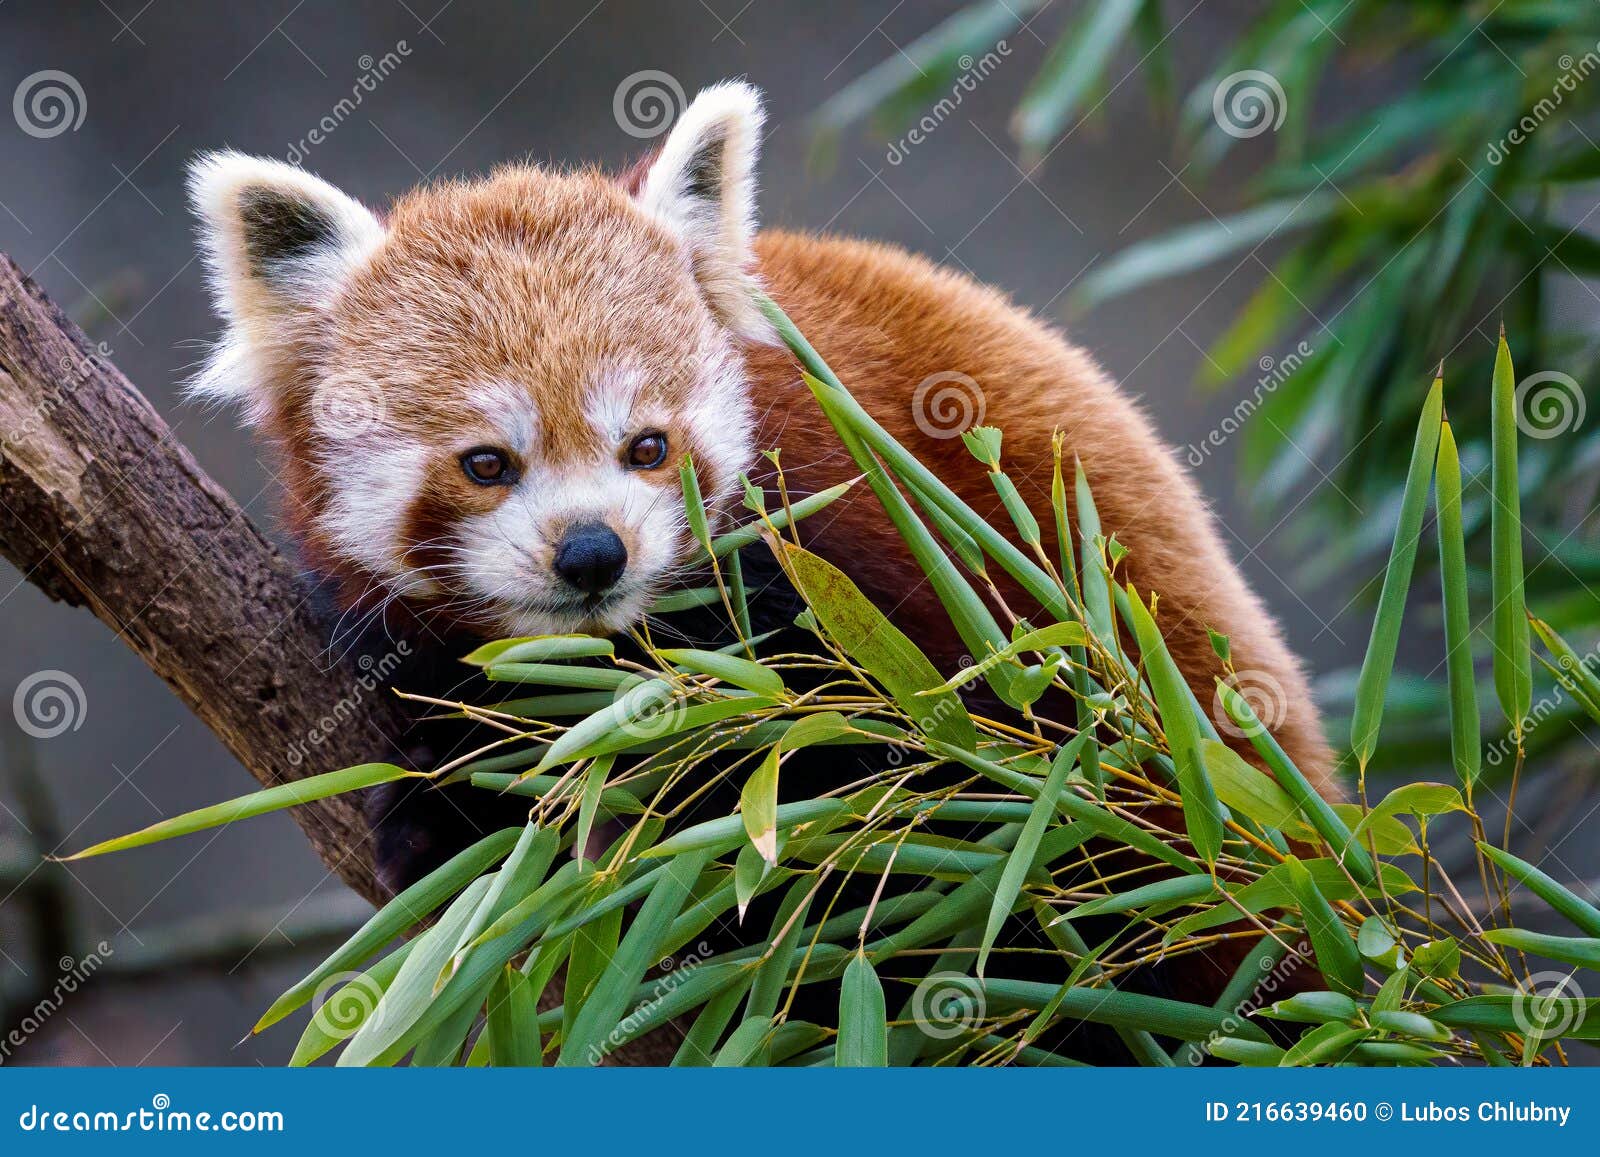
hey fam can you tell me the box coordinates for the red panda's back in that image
[746,229,1339,798]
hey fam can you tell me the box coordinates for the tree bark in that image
[0,250,408,905]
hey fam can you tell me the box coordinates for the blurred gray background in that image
[0,0,1589,1065]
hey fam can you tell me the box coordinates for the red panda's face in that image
[188,83,773,638]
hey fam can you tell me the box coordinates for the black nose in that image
[553,523,628,596]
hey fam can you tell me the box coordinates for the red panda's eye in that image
[461,448,515,485]
[626,432,669,469]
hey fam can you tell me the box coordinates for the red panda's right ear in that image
[186,151,385,423]
[636,81,776,345]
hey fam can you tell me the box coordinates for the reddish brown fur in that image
[745,231,1339,796]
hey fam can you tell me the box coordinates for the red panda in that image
[189,81,1337,950]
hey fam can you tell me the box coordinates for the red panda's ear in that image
[636,81,776,344]
[186,151,386,422]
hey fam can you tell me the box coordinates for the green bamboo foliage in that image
[1350,373,1444,773]
[1490,332,1533,741]
[1434,418,1481,789]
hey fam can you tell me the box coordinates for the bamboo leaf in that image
[1350,373,1443,771]
[486,965,542,1066]
[1490,332,1533,738]
[1478,842,1600,936]
[979,733,1088,975]
[1200,738,1301,832]
[1125,587,1223,865]
[257,827,520,1034]
[1057,874,1218,922]
[557,849,713,1065]
[338,874,496,1066]
[1262,991,1359,1025]
[920,622,1086,695]
[1283,856,1364,997]
[740,711,852,866]
[60,763,417,861]
[775,540,976,749]
[288,944,412,1068]
[657,648,785,697]
[1013,0,1143,156]
[1435,418,1481,787]
[463,636,613,666]
[1481,929,1600,970]
[1432,995,1600,1039]
[837,951,889,1067]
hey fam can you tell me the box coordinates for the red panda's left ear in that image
[636,81,777,344]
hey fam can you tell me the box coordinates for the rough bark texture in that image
[0,250,408,904]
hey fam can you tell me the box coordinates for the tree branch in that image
[0,250,410,905]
